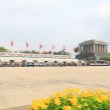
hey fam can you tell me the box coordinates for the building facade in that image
[76,39,109,60]
[0,52,79,65]
[0,52,71,59]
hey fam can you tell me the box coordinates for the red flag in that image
[52,45,55,50]
[39,43,43,49]
[25,42,29,48]
[10,41,14,47]
[63,45,66,51]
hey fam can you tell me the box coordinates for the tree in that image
[100,53,110,61]
[100,56,110,61]
[0,47,7,52]
[73,47,79,53]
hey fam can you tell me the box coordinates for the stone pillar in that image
[98,44,100,54]
[93,44,95,54]
[100,45,102,54]
[88,45,90,54]
[105,45,108,54]
[89,45,91,54]
[84,45,87,54]
[90,44,92,54]
[83,45,85,54]
[91,44,93,54]
[80,45,83,54]
[102,45,104,54]
[99,44,102,54]
[101,45,102,54]
[103,45,105,54]
[81,46,84,54]
[85,45,87,54]
[106,45,108,54]
[95,44,97,54]
[103,45,104,54]
[87,45,89,54]
[80,46,82,54]
[97,44,99,54]
[86,45,88,54]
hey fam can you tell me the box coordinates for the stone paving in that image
[0,67,110,109]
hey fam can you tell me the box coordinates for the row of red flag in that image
[10,41,77,51]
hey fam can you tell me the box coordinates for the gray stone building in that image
[76,39,109,60]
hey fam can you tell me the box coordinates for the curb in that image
[0,105,31,110]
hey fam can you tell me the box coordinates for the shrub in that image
[100,56,110,61]
[31,88,110,110]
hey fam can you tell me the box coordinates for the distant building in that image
[76,39,109,60]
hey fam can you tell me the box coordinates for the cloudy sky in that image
[0,0,110,52]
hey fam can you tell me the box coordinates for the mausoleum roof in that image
[79,39,109,46]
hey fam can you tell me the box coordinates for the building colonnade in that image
[80,44,107,54]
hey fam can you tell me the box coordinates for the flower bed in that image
[31,88,110,110]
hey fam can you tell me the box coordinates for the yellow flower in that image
[64,106,72,110]
[95,97,103,103]
[40,103,47,109]
[95,95,108,103]
[107,91,110,97]
[76,104,82,109]
[95,89,104,95]
[55,92,66,98]
[100,95,108,101]
[31,88,110,110]
[32,104,39,110]
[32,99,48,109]
[64,88,73,94]
[81,91,92,98]
[72,88,82,94]
[54,98,61,105]
[69,97,77,105]
[41,98,50,104]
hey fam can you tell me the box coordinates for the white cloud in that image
[0,0,110,52]
[11,0,65,13]
[96,3,110,19]
[0,8,4,16]
[13,0,64,5]
[0,2,7,17]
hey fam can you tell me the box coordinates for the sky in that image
[0,0,110,52]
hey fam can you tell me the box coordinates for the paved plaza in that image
[0,67,110,109]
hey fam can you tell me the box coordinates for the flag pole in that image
[25,42,29,52]
[39,43,43,54]
[52,45,55,57]
[10,41,14,53]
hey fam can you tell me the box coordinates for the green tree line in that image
[0,47,7,52]
[100,54,110,61]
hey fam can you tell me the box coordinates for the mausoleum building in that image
[76,39,109,60]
